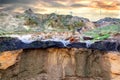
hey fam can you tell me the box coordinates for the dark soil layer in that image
[0,37,119,52]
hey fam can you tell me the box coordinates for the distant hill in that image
[94,17,120,27]
[0,9,119,37]
[0,9,95,34]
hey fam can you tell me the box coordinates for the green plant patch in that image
[83,24,120,41]
[84,24,120,37]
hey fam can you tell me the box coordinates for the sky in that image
[0,0,120,21]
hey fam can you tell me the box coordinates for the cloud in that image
[0,0,65,7]
[0,0,120,21]
[70,3,88,7]
[90,0,120,10]
[1,0,120,10]
[0,0,35,12]
[41,0,66,7]
[0,0,66,11]
[0,0,34,4]
[0,4,31,12]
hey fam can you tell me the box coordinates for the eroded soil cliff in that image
[0,48,120,80]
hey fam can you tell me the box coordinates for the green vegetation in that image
[93,33,110,40]
[83,24,120,40]
[24,18,38,26]
[0,13,8,17]
[67,21,85,33]
[1,11,119,40]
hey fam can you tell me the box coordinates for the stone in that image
[102,52,120,80]
[0,48,120,80]
[0,49,22,70]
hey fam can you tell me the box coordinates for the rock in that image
[0,10,95,33]
[102,52,120,80]
[24,8,43,28]
[0,48,119,80]
[0,37,119,52]
[89,41,120,51]
[83,36,94,40]
[0,49,22,70]
[0,13,26,32]
[82,21,96,32]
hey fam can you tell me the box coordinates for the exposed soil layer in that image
[0,37,120,52]
[0,48,120,80]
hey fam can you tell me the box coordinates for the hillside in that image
[0,9,95,34]
[0,9,120,80]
